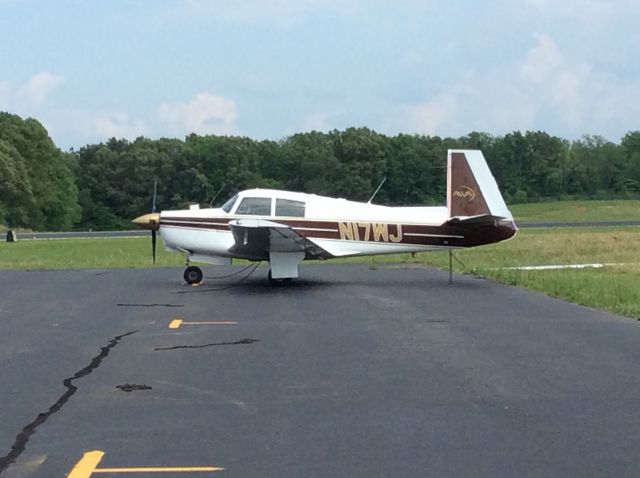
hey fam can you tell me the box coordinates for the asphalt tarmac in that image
[1,265,639,477]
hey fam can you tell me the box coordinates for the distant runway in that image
[519,220,640,228]
[1,264,640,477]
[11,220,640,240]
[14,230,145,240]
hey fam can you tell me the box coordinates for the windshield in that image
[221,194,238,213]
[276,198,305,217]
[235,197,272,216]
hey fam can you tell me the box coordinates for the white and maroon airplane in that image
[133,149,517,284]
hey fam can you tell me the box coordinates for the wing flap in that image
[228,219,332,260]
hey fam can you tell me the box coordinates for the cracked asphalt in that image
[1,265,640,477]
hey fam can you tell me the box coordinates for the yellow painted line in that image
[68,451,105,478]
[69,450,224,475]
[169,320,237,329]
[93,466,224,473]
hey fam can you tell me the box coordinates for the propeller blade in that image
[152,229,157,264]
[152,180,158,213]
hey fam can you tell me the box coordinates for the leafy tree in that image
[621,131,640,155]
[0,112,80,230]
[277,131,340,195]
[620,131,640,195]
[331,127,388,201]
[488,131,568,202]
[6,107,640,230]
[0,138,34,226]
[570,135,626,197]
[385,134,446,205]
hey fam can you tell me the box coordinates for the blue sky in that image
[1,0,639,150]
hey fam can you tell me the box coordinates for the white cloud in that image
[34,109,150,149]
[92,113,148,139]
[519,34,564,83]
[402,33,640,139]
[519,33,593,127]
[301,110,345,132]
[407,93,459,136]
[159,92,237,136]
[0,72,63,110]
[17,72,64,106]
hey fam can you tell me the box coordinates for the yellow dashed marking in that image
[169,319,238,329]
[94,467,224,473]
[68,450,223,476]
[68,450,105,478]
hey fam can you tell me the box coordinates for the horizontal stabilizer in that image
[446,214,510,225]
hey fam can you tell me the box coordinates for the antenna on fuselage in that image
[367,177,387,204]
[209,183,227,208]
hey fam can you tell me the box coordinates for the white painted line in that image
[500,262,630,271]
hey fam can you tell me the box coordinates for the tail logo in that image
[453,186,476,202]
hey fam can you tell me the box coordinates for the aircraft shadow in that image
[171,272,490,295]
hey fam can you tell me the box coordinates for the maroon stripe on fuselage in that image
[161,220,230,231]
[159,216,516,248]
[162,216,231,224]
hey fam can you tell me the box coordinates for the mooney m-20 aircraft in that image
[133,150,517,284]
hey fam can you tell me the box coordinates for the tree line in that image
[1,111,639,231]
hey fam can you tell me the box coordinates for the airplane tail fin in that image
[447,150,513,222]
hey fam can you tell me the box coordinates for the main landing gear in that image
[268,269,292,286]
[183,265,203,285]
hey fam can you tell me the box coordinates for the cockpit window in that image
[235,197,272,216]
[221,194,238,213]
[276,199,305,217]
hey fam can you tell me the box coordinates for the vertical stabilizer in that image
[447,150,512,220]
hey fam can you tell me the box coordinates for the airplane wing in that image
[227,219,331,260]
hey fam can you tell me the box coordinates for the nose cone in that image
[132,213,160,231]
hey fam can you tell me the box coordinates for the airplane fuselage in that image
[159,189,516,263]
[133,150,518,283]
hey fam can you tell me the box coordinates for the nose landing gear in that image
[183,266,203,285]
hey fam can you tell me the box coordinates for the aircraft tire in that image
[183,266,203,285]
[268,270,292,286]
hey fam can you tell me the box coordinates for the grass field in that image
[413,228,640,319]
[336,227,640,319]
[0,237,185,270]
[1,226,639,319]
[510,199,640,222]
